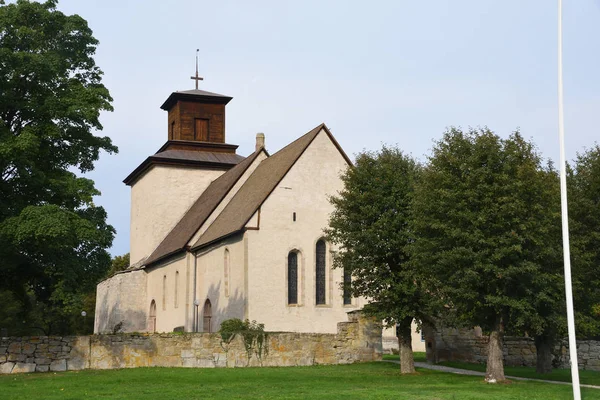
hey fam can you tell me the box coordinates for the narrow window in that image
[224,249,230,298]
[195,118,209,141]
[148,300,157,333]
[288,252,298,305]
[170,121,175,139]
[293,212,296,222]
[174,271,179,308]
[343,266,352,305]
[203,299,212,333]
[316,240,326,305]
[162,275,167,311]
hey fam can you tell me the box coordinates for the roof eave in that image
[123,157,236,186]
[160,92,233,110]
[189,230,245,253]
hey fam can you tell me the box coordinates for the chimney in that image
[255,133,265,152]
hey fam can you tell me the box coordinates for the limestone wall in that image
[1,311,381,374]
[425,326,600,371]
[0,336,90,373]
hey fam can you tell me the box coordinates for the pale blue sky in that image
[50,1,600,256]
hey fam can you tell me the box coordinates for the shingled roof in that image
[144,149,265,266]
[190,123,350,250]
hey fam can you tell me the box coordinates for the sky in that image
[46,0,600,256]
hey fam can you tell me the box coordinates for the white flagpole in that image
[557,0,581,398]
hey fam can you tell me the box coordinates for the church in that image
[94,79,424,351]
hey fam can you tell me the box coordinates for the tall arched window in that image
[162,275,167,310]
[148,300,157,333]
[316,240,326,305]
[288,252,298,305]
[224,249,230,298]
[203,299,212,333]
[174,271,179,308]
[343,266,352,305]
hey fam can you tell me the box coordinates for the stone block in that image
[67,356,87,371]
[48,345,62,353]
[12,363,36,373]
[35,365,49,373]
[50,359,67,372]
[8,342,21,353]
[22,343,36,355]
[0,362,15,374]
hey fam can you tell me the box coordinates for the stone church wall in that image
[425,326,600,371]
[1,311,381,374]
[95,269,148,334]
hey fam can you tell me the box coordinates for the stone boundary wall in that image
[425,326,600,371]
[0,312,382,374]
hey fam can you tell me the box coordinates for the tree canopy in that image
[326,146,431,373]
[569,145,600,339]
[409,128,562,381]
[0,0,115,334]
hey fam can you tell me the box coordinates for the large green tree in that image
[326,146,432,374]
[410,128,561,382]
[569,145,600,339]
[0,0,115,334]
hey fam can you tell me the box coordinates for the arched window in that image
[148,300,157,333]
[288,252,298,305]
[224,249,230,298]
[162,275,167,310]
[316,240,326,305]
[343,266,352,305]
[203,299,212,333]
[174,271,179,308]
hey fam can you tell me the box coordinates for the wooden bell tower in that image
[160,89,232,144]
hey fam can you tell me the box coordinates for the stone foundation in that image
[0,311,381,374]
[425,326,600,371]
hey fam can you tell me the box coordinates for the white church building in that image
[94,85,424,351]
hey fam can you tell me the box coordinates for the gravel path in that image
[383,360,600,390]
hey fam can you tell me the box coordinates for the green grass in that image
[1,362,598,400]
[383,351,427,363]
[437,360,600,387]
[385,353,600,386]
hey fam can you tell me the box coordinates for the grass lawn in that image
[1,362,598,400]
[384,353,600,386]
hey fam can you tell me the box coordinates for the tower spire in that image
[190,49,204,90]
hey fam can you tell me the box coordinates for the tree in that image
[410,128,561,382]
[0,0,115,334]
[326,146,431,374]
[519,166,564,374]
[569,145,600,340]
[107,253,130,277]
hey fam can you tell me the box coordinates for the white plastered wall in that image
[193,234,246,333]
[145,255,188,332]
[129,165,225,265]
[246,129,366,333]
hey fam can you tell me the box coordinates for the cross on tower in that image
[190,49,204,90]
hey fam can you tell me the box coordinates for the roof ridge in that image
[190,123,327,250]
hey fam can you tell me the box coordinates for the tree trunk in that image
[485,315,505,383]
[534,335,554,374]
[397,317,415,374]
